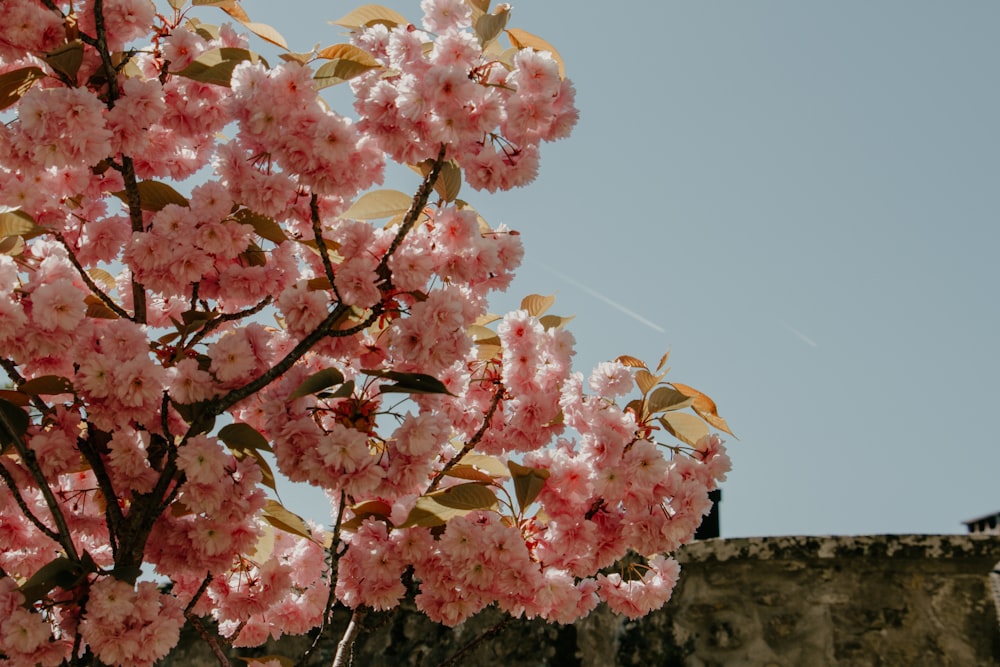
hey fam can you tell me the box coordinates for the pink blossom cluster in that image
[352,2,577,191]
[0,0,735,663]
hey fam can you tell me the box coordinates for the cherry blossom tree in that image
[0,1,732,665]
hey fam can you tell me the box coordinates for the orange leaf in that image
[671,383,733,435]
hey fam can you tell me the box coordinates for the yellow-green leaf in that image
[18,557,85,606]
[86,268,117,292]
[399,483,497,527]
[646,386,694,414]
[112,180,189,212]
[218,422,273,453]
[539,314,574,330]
[409,159,462,202]
[45,41,84,81]
[313,51,381,89]
[289,368,346,400]
[508,461,549,513]
[0,236,25,257]
[232,447,278,492]
[330,5,408,30]
[520,293,555,318]
[262,499,316,541]
[342,189,412,220]
[506,28,566,79]
[0,210,39,238]
[316,43,380,67]
[85,295,120,320]
[462,454,511,477]
[241,22,288,50]
[475,6,510,46]
[233,208,286,244]
[248,520,276,562]
[658,412,710,448]
[0,67,45,111]
[175,47,261,86]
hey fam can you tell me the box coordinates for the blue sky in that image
[235,0,1000,537]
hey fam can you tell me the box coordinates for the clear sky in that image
[235,0,1000,538]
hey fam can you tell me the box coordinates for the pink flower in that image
[30,278,85,331]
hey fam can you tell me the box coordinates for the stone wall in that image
[166,534,1000,666]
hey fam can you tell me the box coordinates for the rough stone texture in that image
[164,534,1000,666]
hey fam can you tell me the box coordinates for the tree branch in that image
[427,384,504,492]
[332,607,366,667]
[0,458,61,545]
[0,411,79,560]
[311,193,341,299]
[53,232,131,319]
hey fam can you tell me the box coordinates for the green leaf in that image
[460,453,511,478]
[0,210,40,238]
[233,208,286,244]
[342,190,412,220]
[218,422,273,453]
[18,557,85,606]
[20,376,74,396]
[410,159,462,202]
[289,368,346,400]
[318,380,355,400]
[232,447,278,493]
[112,180,189,212]
[83,294,118,320]
[241,22,289,50]
[330,5,408,30]
[658,412,710,448]
[175,47,261,86]
[0,67,45,111]
[340,499,392,531]
[313,49,382,89]
[508,461,549,513]
[0,235,25,256]
[362,369,454,396]
[647,386,695,414]
[0,397,29,453]
[399,483,497,528]
[475,6,510,46]
[539,314,574,330]
[45,41,84,81]
[262,499,316,541]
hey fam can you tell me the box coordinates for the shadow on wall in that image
[166,534,1000,667]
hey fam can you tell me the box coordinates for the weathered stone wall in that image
[165,534,1000,666]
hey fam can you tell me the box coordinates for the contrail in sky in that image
[537,264,666,334]
[783,321,818,348]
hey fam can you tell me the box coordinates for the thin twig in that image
[0,458,60,544]
[53,231,130,319]
[427,384,504,492]
[310,193,341,299]
[302,491,347,663]
[0,408,79,560]
[185,572,213,615]
[188,614,232,667]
